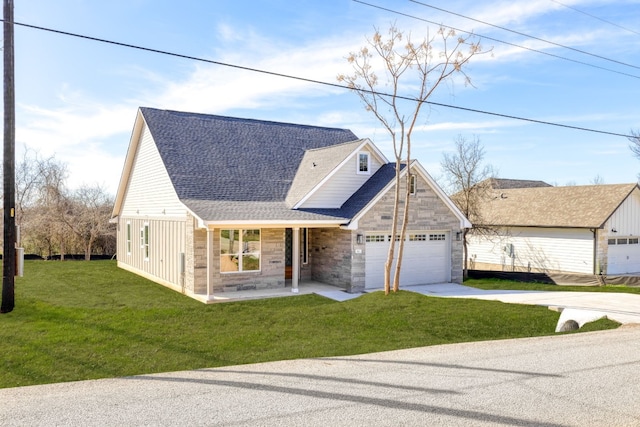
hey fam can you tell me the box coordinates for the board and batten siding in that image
[604,189,640,236]
[120,122,185,217]
[468,227,594,274]
[117,217,186,291]
[299,150,382,209]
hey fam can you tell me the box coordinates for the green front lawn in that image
[0,260,619,389]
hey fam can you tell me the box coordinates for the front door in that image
[285,228,293,279]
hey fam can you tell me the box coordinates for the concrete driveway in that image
[317,283,640,328]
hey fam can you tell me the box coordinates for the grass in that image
[0,260,621,389]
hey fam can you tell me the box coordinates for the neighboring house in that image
[467,181,640,275]
[111,107,470,302]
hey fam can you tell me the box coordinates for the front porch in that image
[193,280,349,304]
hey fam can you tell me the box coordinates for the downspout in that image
[591,228,598,275]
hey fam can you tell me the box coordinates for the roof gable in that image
[477,183,640,228]
[139,107,360,203]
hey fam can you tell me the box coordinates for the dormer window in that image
[357,152,370,174]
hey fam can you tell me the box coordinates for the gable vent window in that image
[357,152,370,174]
[409,174,417,195]
[221,229,261,273]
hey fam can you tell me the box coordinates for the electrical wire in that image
[409,0,640,70]
[550,0,640,37]
[353,0,640,81]
[1,18,634,139]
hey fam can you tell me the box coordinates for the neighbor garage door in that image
[365,231,450,289]
[608,237,640,274]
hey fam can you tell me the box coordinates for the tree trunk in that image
[384,159,403,295]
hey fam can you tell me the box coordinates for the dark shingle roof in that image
[299,163,401,219]
[140,107,359,202]
[183,163,401,222]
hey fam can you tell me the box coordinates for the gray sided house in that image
[111,108,470,302]
[467,182,640,276]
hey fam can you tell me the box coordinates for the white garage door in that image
[365,232,450,289]
[608,237,640,274]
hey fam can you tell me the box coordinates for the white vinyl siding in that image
[300,150,382,208]
[121,123,185,217]
[468,227,594,274]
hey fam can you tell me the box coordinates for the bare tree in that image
[62,185,114,260]
[630,130,640,181]
[440,135,495,279]
[338,24,486,293]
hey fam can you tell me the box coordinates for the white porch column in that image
[292,227,300,293]
[206,228,213,300]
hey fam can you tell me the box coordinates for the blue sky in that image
[10,0,640,194]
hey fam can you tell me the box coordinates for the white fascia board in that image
[292,138,389,210]
[203,220,346,229]
[112,108,146,219]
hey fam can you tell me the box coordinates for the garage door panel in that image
[608,238,640,274]
[365,232,449,289]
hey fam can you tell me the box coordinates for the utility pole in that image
[2,0,15,313]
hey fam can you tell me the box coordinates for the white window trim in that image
[302,228,309,265]
[220,229,261,273]
[357,152,370,175]
[142,222,150,261]
[126,221,132,255]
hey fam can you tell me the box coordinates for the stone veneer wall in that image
[184,213,207,295]
[356,172,465,285]
[311,228,355,290]
[212,228,285,293]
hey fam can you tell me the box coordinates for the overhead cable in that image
[353,0,640,81]
[409,0,640,70]
[1,18,634,139]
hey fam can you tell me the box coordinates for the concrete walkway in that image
[317,283,640,327]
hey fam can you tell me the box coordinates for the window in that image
[141,223,149,260]
[409,234,427,241]
[302,228,309,264]
[366,234,386,243]
[126,222,132,255]
[357,152,370,174]
[608,238,617,245]
[220,229,261,273]
[617,238,628,245]
[429,234,446,241]
[630,238,639,245]
[409,174,416,195]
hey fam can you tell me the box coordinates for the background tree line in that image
[2,149,115,260]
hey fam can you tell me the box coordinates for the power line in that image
[353,0,640,81]
[409,0,640,70]
[550,0,640,37]
[2,18,634,139]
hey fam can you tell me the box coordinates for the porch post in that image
[292,227,300,293]
[206,227,213,300]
